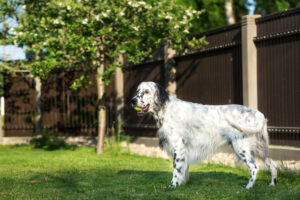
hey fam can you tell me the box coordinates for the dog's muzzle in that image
[130,97,149,115]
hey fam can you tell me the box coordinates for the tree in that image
[225,0,235,24]
[254,0,299,15]
[1,0,206,154]
[175,0,248,32]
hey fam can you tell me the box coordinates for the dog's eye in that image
[144,90,150,94]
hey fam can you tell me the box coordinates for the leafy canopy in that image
[1,0,206,88]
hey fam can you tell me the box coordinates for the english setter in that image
[130,82,277,189]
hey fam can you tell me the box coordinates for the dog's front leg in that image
[166,144,189,188]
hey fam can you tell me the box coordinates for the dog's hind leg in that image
[166,141,189,188]
[265,157,278,186]
[232,139,259,189]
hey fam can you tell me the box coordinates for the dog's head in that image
[130,82,169,116]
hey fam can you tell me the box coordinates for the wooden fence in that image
[3,70,115,137]
[255,8,300,146]
[2,8,300,147]
[3,73,36,136]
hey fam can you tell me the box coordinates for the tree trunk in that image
[164,41,177,96]
[35,76,42,135]
[96,50,106,155]
[115,54,124,133]
[225,0,236,24]
[0,96,3,138]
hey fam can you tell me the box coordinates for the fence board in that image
[176,46,242,105]
[41,70,99,136]
[256,8,300,147]
[4,74,36,136]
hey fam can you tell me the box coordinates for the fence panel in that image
[256,7,300,147]
[3,74,36,136]
[176,24,243,105]
[41,70,99,136]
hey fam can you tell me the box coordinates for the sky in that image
[0,45,26,61]
[0,1,256,61]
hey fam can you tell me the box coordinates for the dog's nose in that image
[130,98,137,106]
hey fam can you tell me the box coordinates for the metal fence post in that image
[241,15,261,109]
[164,41,177,96]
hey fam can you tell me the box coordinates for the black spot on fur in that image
[176,167,182,174]
[173,162,176,168]
[176,158,180,162]
[158,137,166,149]
[173,153,177,160]
[242,150,246,153]
[155,83,169,107]
[239,153,245,157]
[248,158,255,165]
[181,158,185,162]
[250,178,253,182]
[274,178,278,185]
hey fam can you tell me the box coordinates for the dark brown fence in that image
[3,73,36,136]
[41,70,99,136]
[176,23,242,105]
[255,7,300,147]
[3,69,115,137]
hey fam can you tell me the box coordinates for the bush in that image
[30,130,76,150]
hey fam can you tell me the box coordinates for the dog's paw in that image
[241,185,251,189]
[164,184,176,189]
[269,178,278,186]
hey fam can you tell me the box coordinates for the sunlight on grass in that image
[0,145,299,200]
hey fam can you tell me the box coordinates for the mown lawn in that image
[0,145,299,200]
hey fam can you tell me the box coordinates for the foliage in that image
[0,146,300,199]
[30,129,76,150]
[105,114,130,152]
[0,0,206,88]
[175,0,249,32]
[255,0,300,15]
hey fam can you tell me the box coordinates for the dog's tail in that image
[225,114,266,135]
[227,115,270,159]
[256,120,270,159]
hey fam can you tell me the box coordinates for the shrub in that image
[30,130,76,150]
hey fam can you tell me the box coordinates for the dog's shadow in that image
[117,169,247,187]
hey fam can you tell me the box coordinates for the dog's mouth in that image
[136,104,150,115]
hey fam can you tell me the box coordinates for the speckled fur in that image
[131,82,278,189]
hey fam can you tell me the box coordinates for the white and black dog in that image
[130,81,278,189]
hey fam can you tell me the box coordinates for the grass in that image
[0,145,299,200]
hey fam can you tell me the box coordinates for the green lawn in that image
[0,145,299,200]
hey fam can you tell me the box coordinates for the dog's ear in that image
[154,83,169,107]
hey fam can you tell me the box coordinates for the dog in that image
[130,81,278,189]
